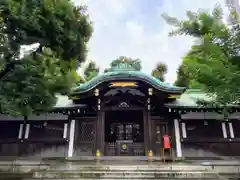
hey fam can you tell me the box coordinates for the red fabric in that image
[162,135,171,149]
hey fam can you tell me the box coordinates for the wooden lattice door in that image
[75,120,96,156]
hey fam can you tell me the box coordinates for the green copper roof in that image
[165,89,212,107]
[72,62,186,94]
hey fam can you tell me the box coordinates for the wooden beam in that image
[182,138,231,143]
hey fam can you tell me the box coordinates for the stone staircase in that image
[0,160,239,179]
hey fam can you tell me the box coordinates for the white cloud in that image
[74,0,226,83]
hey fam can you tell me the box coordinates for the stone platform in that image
[0,158,240,179]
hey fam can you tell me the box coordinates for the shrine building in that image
[0,62,240,160]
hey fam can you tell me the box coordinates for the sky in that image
[73,0,230,84]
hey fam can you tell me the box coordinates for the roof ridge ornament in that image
[109,58,137,72]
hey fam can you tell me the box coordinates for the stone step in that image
[32,170,220,179]
[47,165,210,170]
[0,169,233,180]
[25,178,221,180]
[0,163,211,172]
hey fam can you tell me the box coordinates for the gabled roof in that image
[72,62,186,94]
[54,95,87,109]
[56,89,239,109]
[165,89,213,107]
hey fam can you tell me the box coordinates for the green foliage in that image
[84,61,100,81]
[174,65,189,87]
[1,0,92,63]
[0,49,78,116]
[77,61,99,83]
[0,0,93,116]
[104,56,142,72]
[174,55,204,89]
[151,62,167,82]
[164,5,240,106]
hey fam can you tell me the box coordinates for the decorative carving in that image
[104,88,145,96]
[168,94,181,99]
[148,88,153,96]
[119,102,129,108]
[94,89,99,96]
[110,82,137,87]
[128,89,145,96]
[147,98,151,110]
[104,89,119,96]
[148,105,151,110]
[110,60,136,72]
[97,98,101,110]
[147,98,151,103]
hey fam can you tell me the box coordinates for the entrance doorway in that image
[153,121,170,156]
[105,110,144,156]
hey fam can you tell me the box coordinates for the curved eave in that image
[72,71,186,95]
[54,95,87,110]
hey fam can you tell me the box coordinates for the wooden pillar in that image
[63,123,68,139]
[96,104,101,152]
[228,122,235,138]
[96,96,105,155]
[181,121,187,138]
[174,119,182,158]
[24,116,30,139]
[221,122,228,138]
[143,97,152,155]
[18,123,24,139]
[24,124,30,139]
[147,98,152,151]
[67,119,75,158]
[143,109,149,156]
[100,111,105,154]
[97,110,105,155]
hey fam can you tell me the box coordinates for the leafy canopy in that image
[77,61,99,84]
[0,0,93,116]
[163,4,240,106]
[151,62,168,82]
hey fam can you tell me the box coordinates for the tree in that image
[163,5,240,107]
[77,61,99,84]
[151,62,167,82]
[174,57,204,89]
[174,64,189,87]
[104,56,142,72]
[0,0,93,116]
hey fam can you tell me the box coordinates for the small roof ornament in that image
[121,57,126,62]
[109,58,136,72]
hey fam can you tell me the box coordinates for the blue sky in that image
[73,0,228,83]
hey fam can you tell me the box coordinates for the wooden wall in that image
[181,118,240,159]
[0,114,68,159]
